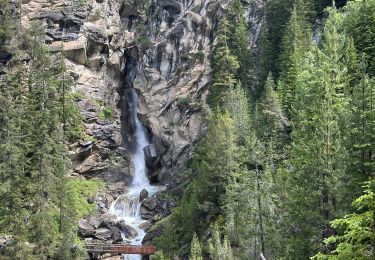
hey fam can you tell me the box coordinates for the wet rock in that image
[144,144,161,171]
[140,193,171,220]
[141,196,157,211]
[109,226,123,243]
[140,206,154,220]
[105,194,114,207]
[117,221,138,239]
[78,220,95,237]
[140,195,160,219]
[94,228,113,241]
[139,189,148,202]
[139,220,153,231]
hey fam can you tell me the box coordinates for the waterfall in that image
[129,89,152,191]
[109,89,159,260]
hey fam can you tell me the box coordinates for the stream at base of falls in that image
[108,89,159,260]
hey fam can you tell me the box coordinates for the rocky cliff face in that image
[121,0,264,185]
[19,0,263,245]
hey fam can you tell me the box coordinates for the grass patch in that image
[68,179,104,219]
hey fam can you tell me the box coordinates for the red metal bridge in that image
[86,244,156,259]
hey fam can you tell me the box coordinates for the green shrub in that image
[137,37,153,48]
[99,106,114,120]
[177,96,192,107]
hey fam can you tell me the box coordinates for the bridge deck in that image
[85,244,156,255]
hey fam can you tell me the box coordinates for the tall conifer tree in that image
[281,7,352,258]
[210,17,239,107]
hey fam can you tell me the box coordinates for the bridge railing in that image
[85,244,156,255]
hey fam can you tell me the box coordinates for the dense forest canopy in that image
[153,0,375,259]
[0,0,375,259]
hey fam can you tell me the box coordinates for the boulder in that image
[139,220,153,231]
[76,144,93,161]
[139,189,148,202]
[140,193,172,220]
[75,153,106,174]
[109,226,123,243]
[88,217,102,229]
[86,54,105,69]
[140,206,154,220]
[78,219,95,237]
[94,228,113,241]
[80,140,93,147]
[141,196,157,211]
[117,221,138,239]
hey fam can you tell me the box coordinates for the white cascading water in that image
[109,89,159,260]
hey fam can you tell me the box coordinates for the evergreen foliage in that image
[208,226,234,260]
[210,17,239,107]
[278,2,312,119]
[189,232,203,260]
[342,0,375,77]
[2,0,375,259]
[313,181,375,260]
[158,1,375,259]
[0,20,90,259]
[226,0,252,88]
[0,0,14,48]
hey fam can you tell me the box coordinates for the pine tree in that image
[343,0,375,77]
[313,181,375,260]
[195,111,239,216]
[0,58,34,259]
[281,8,352,258]
[210,17,239,107]
[189,232,203,260]
[226,0,252,88]
[278,2,312,119]
[257,73,286,143]
[0,22,82,258]
[348,60,375,198]
[262,0,294,79]
[208,226,234,260]
[224,83,252,144]
[0,0,15,48]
